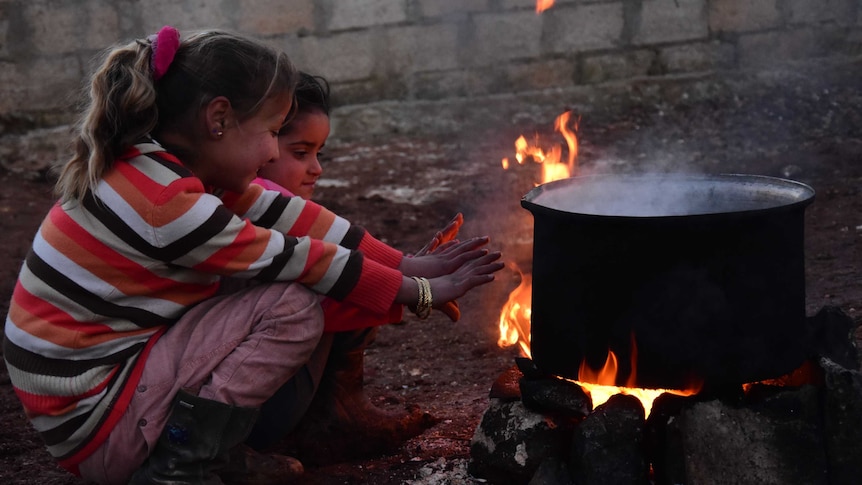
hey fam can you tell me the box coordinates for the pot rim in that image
[521,172,815,220]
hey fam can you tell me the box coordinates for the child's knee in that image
[268,283,325,338]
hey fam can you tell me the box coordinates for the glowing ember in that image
[497,111,701,418]
[536,0,554,14]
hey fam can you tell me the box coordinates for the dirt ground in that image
[1,58,861,484]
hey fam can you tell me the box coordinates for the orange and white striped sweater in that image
[2,141,403,472]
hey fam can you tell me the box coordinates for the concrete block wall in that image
[0,0,860,175]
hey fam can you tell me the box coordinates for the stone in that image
[519,376,592,419]
[528,456,573,485]
[809,305,860,369]
[820,356,862,483]
[569,394,649,485]
[469,399,575,485]
[663,394,828,485]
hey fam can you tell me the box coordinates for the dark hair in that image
[56,29,298,202]
[295,72,331,116]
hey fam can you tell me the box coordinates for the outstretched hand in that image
[397,236,504,322]
[427,245,504,320]
[403,236,493,279]
[401,213,501,322]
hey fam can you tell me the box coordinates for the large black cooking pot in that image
[521,173,816,390]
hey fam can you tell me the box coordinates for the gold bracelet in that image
[411,276,432,320]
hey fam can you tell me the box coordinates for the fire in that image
[569,341,701,418]
[496,264,532,359]
[536,0,554,14]
[501,111,579,185]
[497,111,578,356]
[497,111,701,418]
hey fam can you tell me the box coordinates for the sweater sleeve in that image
[155,178,403,315]
[233,180,404,269]
[357,233,403,268]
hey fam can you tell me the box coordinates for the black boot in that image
[130,390,302,484]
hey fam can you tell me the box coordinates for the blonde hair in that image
[55,30,298,202]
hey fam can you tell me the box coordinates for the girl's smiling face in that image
[258,109,331,199]
[194,94,293,193]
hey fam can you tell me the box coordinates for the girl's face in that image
[258,109,330,199]
[198,95,292,193]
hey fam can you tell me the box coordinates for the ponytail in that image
[56,41,158,202]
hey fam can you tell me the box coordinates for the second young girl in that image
[249,72,465,464]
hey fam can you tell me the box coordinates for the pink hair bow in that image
[148,26,180,81]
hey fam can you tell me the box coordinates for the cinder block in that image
[330,77,407,106]
[265,35,308,69]
[0,55,81,112]
[298,31,376,82]
[129,0,230,35]
[418,0,489,19]
[502,58,578,92]
[500,0,540,10]
[544,2,625,53]
[470,11,543,66]
[412,68,494,99]
[709,0,782,33]
[658,41,736,73]
[329,0,408,31]
[384,24,461,73]
[634,0,708,45]
[786,0,858,25]
[581,49,655,84]
[236,0,315,35]
[25,1,120,55]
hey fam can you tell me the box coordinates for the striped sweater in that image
[2,141,403,473]
[253,177,405,331]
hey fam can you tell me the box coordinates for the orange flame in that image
[570,337,702,418]
[536,0,554,14]
[501,111,579,185]
[496,264,532,359]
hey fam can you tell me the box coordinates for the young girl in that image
[255,72,330,201]
[248,73,465,464]
[2,26,503,485]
